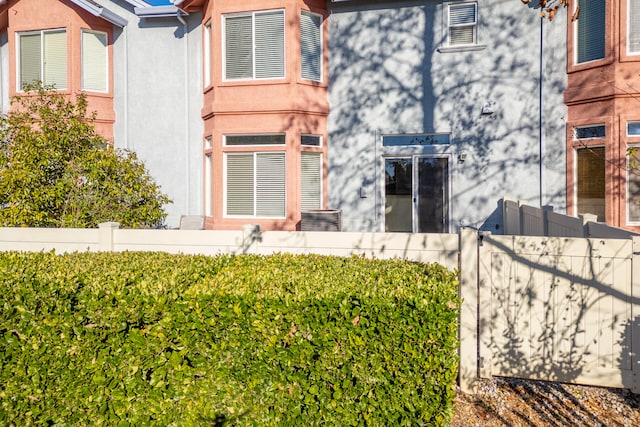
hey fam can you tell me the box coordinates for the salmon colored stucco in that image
[0,0,115,141]
[185,0,329,231]
[565,0,640,231]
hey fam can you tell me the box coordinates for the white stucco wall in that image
[106,2,204,228]
[327,0,567,233]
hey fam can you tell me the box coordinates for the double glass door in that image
[384,156,450,233]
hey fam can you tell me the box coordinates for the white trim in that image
[300,10,323,82]
[223,151,287,219]
[223,133,286,147]
[445,2,477,48]
[628,0,640,55]
[627,145,640,225]
[81,29,108,93]
[203,20,211,88]
[222,9,286,82]
[574,145,606,222]
[17,28,68,91]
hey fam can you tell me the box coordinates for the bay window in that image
[300,10,322,81]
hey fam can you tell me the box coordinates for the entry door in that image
[385,156,450,233]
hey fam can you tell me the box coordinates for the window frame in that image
[574,145,606,222]
[574,0,606,64]
[224,133,286,147]
[300,151,323,211]
[628,121,640,137]
[447,2,477,47]
[626,145,640,224]
[629,0,640,55]
[300,10,323,82]
[574,124,606,140]
[17,28,68,91]
[301,134,322,147]
[81,29,108,93]
[204,20,212,88]
[222,9,286,82]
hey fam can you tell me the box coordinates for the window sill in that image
[437,44,487,53]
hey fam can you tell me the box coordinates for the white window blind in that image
[630,0,640,54]
[225,15,253,79]
[224,10,284,80]
[256,153,286,216]
[19,34,41,88]
[225,151,286,217]
[82,30,107,92]
[19,30,67,90]
[301,152,321,211]
[226,154,255,216]
[576,0,605,63]
[300,10,321,81]
[43,30,67,89]
[255,11,285,79]
[448,3,477,46]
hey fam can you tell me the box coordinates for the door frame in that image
[382,153,453,233]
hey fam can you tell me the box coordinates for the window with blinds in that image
[82,30,108,92]
[19,29,67,90]
[627,147,640,223]
[576,147,606,222]
[630,0,640,54]
[301,152,322,211]
[225,151,286,217]
[448,3,477,46]
[576,0,605,63]
[301,10,322,81]
[224,10,285,80]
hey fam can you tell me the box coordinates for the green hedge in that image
[0,251,459,426]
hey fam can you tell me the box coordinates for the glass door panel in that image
[417,157,449,233]
[385,158,413,232]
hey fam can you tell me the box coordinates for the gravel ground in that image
[450,377,640,427]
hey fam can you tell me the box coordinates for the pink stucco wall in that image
[1,0,115,141]
[565,0,640,231]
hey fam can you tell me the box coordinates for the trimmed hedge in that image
[0,251,459,426]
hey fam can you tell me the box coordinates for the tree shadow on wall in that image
[326,0,567,231]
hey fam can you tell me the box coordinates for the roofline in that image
[69,0,128,27]
[134,5,186,18]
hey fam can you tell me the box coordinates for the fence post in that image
[242,224,261,254]
[98,222,119,252]
[459,227,479,393]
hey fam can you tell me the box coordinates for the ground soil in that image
[450,377,640,427]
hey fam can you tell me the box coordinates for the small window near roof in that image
[448,3,477,46]
[301,135,321,146]
[575,125,605,139]
[628,122,640,136]
[225,134,286,146]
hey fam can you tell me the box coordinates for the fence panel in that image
[479,234,638,391]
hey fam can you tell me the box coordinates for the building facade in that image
[565,0,640,232]
[1,0,571,232]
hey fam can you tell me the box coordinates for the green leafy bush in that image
[0,252,459,426]
[0,82,170,228]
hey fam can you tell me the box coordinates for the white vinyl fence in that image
[1,223,639,395]
[502,198,639,238]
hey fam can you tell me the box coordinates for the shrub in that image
[0,252,459,426]
[0,82,170,228]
